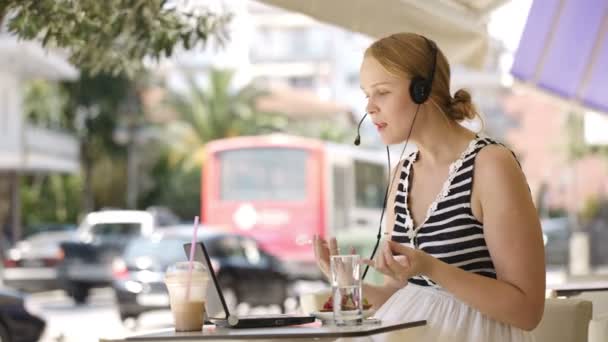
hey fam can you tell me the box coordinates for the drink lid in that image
[165,261,209,282]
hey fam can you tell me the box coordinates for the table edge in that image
[123,320,427,341]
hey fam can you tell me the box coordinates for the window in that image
[288,76,315,89]
[219,148,308,201]
[241,238,263,265]
[346,72,359,86]
[91,223,141,237]
[354,161,386,208]
[124,239,186,266]
[217,236,246,259]
[332,165,348,230]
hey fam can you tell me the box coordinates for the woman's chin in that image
[380,132,416,146]
[380,135,400,146]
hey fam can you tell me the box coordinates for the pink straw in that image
[185,216,200,301]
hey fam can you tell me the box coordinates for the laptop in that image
[183,242,315,328]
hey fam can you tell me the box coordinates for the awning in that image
[256,0,508,69]
[510,0,608,114]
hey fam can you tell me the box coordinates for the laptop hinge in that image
[228,315,239,327]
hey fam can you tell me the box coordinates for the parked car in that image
[3,227,77,292]
[57,210,157,304]
[25,223,77,236]
[541,217,571,266]
[0,287,46,342]
[112,226,290,322]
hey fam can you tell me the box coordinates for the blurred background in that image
[1,0,608,341]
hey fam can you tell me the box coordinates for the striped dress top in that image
[392,135,504,287]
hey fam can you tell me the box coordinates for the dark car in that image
[112,226,290,322]
[3,228,76,292]
[541,217,571,266]
[0,288,46,342]
[56,210,156,304]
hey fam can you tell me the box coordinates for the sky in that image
[487,0,533,85]
[488,0,533,76]
[488,0,533,52]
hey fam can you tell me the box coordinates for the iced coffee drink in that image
[164,261,209,332]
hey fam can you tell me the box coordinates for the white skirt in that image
[343,283,535,342]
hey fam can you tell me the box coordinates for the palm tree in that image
[164,69,283,170]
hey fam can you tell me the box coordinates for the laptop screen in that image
[183,242,230,320]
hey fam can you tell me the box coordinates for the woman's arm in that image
[424,145,546,330]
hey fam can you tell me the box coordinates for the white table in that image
[100,320,427,342]
[548,280,608,297]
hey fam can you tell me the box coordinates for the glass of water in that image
[330,254,363,326]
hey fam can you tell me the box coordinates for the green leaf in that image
[5,0,232,77]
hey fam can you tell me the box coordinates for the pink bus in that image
[202,134,391,278]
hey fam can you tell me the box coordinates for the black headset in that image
[354,35,438,145]
[358,34,438,280]
[409,36,438,105]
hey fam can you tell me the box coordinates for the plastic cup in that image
[164,261,209,332]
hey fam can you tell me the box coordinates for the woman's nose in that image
[365,100,378,115]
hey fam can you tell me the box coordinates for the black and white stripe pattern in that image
[392,136,504,287]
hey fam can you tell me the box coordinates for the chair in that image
[573,291,608,342]
[588,313,608,342]
[573,290,608,318]
[532,298,592,342]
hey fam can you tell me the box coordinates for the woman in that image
[313,33,545,341]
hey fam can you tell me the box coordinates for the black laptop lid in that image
[183,242,230,320]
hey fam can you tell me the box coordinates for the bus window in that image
[354,160,386,208]
[332,165,348,231]
[219,148,308,201]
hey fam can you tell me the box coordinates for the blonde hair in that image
[364,32,478,122]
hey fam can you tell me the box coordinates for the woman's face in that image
[360,56,418,145]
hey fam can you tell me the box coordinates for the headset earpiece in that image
[409,76,431,105]
[408,36,437,105]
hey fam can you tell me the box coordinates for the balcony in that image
[23,125,79,173]
[0,32,79,174]
[0,125,79,173]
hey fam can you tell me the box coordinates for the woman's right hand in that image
[313,235,339,280]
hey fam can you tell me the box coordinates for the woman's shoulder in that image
[472,136,532,209]
[473,134,517,159]
[473,136,524,182]
[474,134,507,149]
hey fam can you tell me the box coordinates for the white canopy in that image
[257,0,507,69]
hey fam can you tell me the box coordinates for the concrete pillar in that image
[9,171,21,242]
[569,231,591,276]
[0,172,9,239]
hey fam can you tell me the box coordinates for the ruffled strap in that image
[409,136,481,238]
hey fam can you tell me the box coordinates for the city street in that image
[23,285,310,342]
[25,288,148,342]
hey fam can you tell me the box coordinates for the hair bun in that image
[452,89,471,104]
[448,89,477,121]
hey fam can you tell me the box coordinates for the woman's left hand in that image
[362,240,434,285]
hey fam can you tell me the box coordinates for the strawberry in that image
[321,296,333,312]
[320,295,372,311]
